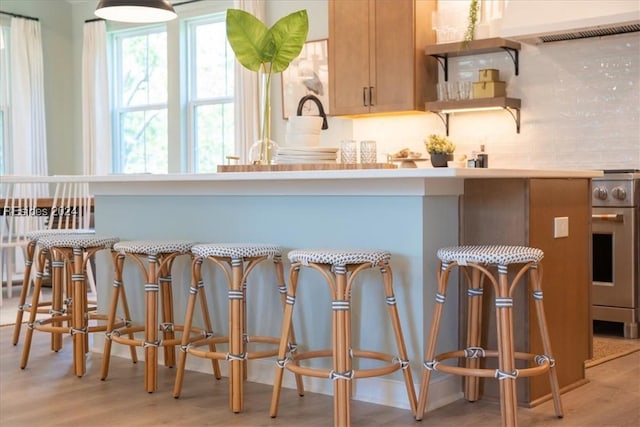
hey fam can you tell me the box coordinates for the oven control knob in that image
[593,187,608,200]
[612,187,627,201]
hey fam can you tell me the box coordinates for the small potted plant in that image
[425,134,455,167]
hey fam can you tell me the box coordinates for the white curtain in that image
[10,17,47,177]
[81,20,110,175]
[233,0,264,162]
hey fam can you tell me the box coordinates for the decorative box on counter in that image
[478,68,500,81]
[473,81,506,98]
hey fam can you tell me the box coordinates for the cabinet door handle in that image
[362,87,368,106]
[369,86,374,106]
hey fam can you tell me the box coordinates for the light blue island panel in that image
[92,192,460,409]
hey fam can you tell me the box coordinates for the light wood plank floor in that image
[1,325,639,426]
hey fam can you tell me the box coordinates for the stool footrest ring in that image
[284,348,404,380]
[432,349,553,378]
[109,324,201,348]
[186,335,281,361]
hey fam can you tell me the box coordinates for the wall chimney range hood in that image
[499,0,640,44]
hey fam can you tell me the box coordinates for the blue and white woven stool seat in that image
[192,243,281,259]
[437,245,544,266]
[288,249,391,266]
[114,240,195,255]
[37,234,119,249]
[26,228,95,241]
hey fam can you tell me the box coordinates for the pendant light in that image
[95,0,177,23]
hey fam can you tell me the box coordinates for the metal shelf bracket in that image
[503,106,521,133]
[434,112,450,135]
[432,54,449,81]
[502,47,519,76]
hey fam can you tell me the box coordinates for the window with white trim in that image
[186,15,235,173]
[111,26,168,173]
[108,6,234,174]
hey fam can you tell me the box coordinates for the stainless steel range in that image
[591,170,640,338]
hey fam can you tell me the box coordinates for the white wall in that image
[350,32,640,170]
[500,0,640,39]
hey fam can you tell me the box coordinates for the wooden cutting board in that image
[217,163,397,172]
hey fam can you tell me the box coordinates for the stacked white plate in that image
[276,147,339,164]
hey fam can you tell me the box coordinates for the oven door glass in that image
[592,207,635,308]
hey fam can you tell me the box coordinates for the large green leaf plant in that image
[226,9,309,163]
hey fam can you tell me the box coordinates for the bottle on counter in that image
[467,147,479,168]
[477,144,488,168]
[467,154,477,168]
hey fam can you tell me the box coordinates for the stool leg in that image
[194,264,221,380]
[71,247,88,377]
[20,248,48,369]
[174,259,201,398]
[174,257,222,399]
[13,240,36,345]
[416,262,452,420]
[530,266,564,418]
[229,258,245,413]
[159,259,176,368]
[380,262,417,416]
[101,253,122,380]
[495,265,517,427]
[101,253,138,381]
[333,265,351,426]
[145,254,160,393]
[50,254,65,352]
[273,256,304,396]
[242,273,248,382]
[116,262,138,363]
[270,264,300,418]
[464,267,484,401]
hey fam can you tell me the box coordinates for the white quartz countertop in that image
[2,168,602,197]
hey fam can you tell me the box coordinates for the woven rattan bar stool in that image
[12,229,94,346]
[416,245,564,427]
[20,234,125,377]
[270,249,417,426]
[173,243,304,413]
[100,240,197,393]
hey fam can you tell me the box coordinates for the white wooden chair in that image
[47,181,93,231]
[1,182,46,305]
[47,182,96,295]
[9,180,95,345]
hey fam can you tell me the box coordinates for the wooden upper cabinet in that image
[329,0,437,115]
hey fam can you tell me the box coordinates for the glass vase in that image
[250,66,278,165]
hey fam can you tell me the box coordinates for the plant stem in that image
[260,63,273,163]
[464,0,479,42]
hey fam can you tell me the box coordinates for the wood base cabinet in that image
[461,178,591,406]
[328,0,437,115]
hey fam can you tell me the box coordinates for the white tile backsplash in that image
[331,32,640,170]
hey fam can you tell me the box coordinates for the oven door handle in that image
[592,213,624,222]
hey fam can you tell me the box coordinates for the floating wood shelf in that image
[425,97,522,135]
[424,37,521,57]
[425,37,521,80]
[424,38,523,135]
[425,97,521,112]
